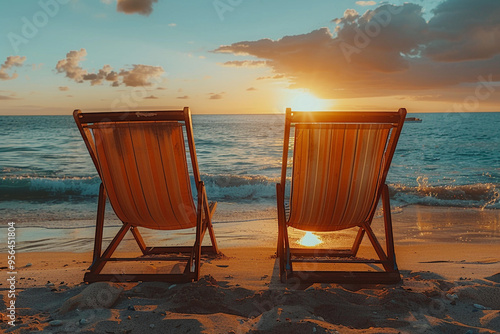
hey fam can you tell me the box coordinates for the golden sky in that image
[1,0,499,115]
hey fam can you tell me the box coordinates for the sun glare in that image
[287,91,333,111]
[299,232,322,247]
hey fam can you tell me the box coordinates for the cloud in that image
[404,94,444,101]
[213,0,500,100]
[56,49,164,87]
[116,0,158,16]
[32,63,43,71]
[168,23,176,27]
[423,0,500,62]
[247,87,257,91]
[120,64,164,87]
[144,95,158,99]
[176,95,189,99]
[55,49,88,82]
[0,95,16,100]
[257,74,285,80]
[209,92,224,100]
[356,1,376,6]
[221,60,268,67]
[0,90,18,100]
[82,64,119,86]
[58,86,69,91]
[0,56,26,81]
[331,9,360,25]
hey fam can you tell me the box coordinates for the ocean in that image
[1,112,499,229]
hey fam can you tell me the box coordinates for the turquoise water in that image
[0,112,499,227]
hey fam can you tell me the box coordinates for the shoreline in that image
[1,205,499,254]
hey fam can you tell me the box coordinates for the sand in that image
[1,205,500,333]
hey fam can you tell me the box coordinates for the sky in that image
[0,0,499,115]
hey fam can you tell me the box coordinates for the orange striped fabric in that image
[90,121,197,230]
[288,123,392,232]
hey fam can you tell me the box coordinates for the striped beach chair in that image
[74,107,219,283]
[276,108,406,284]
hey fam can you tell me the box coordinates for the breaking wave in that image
[1,174,498,209]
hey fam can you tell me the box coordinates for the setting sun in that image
[287,90,333,111]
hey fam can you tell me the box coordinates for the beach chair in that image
[276,108,406,284]
[74,107,219,283]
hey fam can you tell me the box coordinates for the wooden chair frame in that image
[276,108,407,284]
[74,107,219,283]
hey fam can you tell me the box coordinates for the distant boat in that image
[405,117,422,123]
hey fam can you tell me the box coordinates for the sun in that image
[298,232,322,247]
[287,90,333,111]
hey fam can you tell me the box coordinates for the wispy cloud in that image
[58,86,69,91]
[209,92,225,100]
[0,90,18,100]
[0,95,16,100]
[0,56,26,81]
[221,60,268,67]
[177,95,189,99]
[256,74,285,80]
[356,1,376,6]
[56,49,164,87]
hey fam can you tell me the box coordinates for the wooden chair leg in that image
[283,224,292,273]
[206,220,218,254]
[351,227,365,256]
[362,222,393,272]
[203,186,219,254]
[200,185,219,258]
[276,184,287,281]
[92,183,106,266]
[276,184,283,256]
[193,220,202,280]
[130,226,147,255]
[88,222,132,275]
[190,181,204,280]
[382,184,397,270]
[277,225,284,278]
[277,220,286,283]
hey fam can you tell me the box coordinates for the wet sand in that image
[1,205,499,333]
